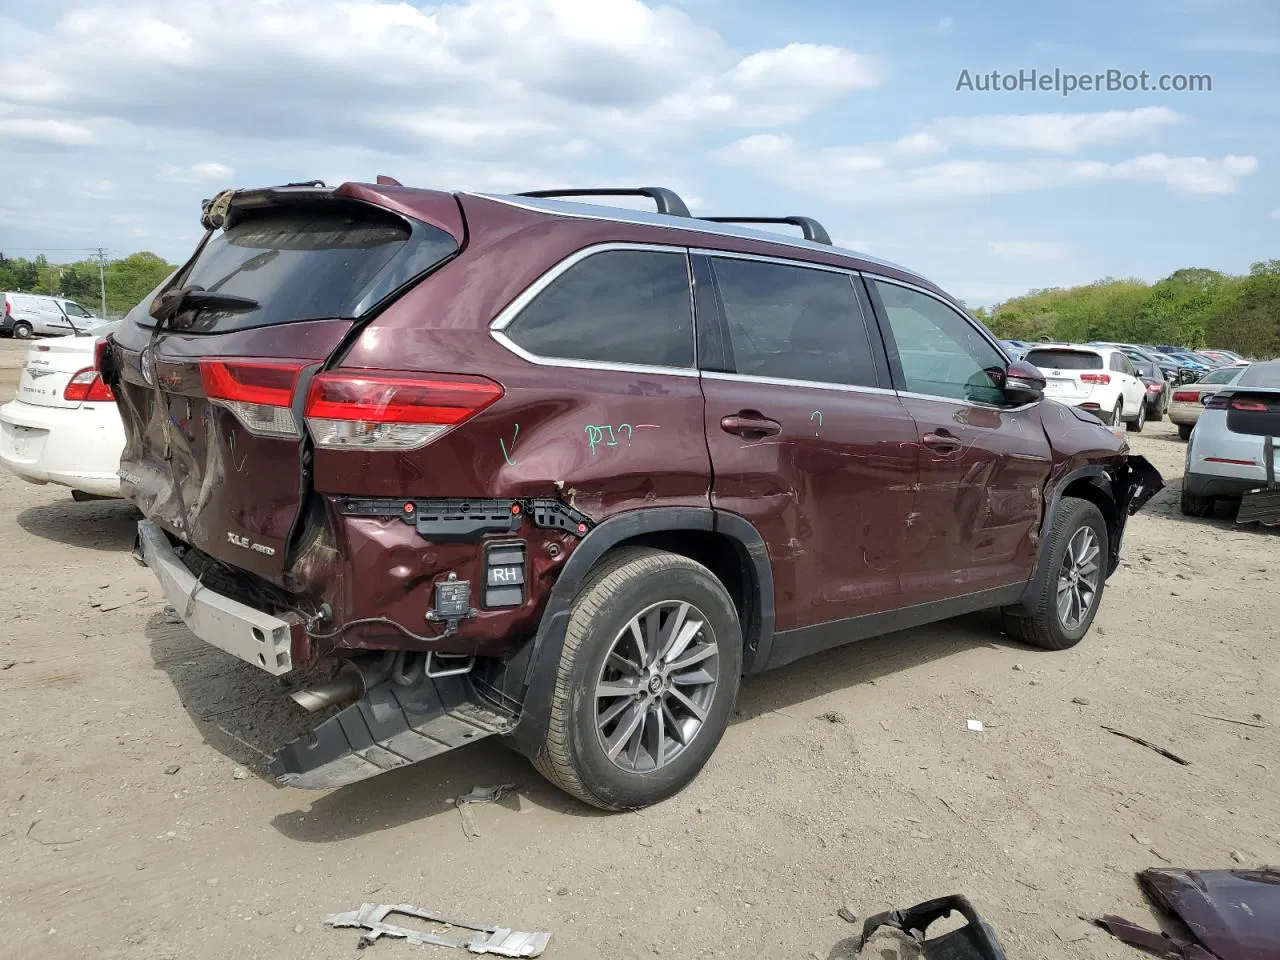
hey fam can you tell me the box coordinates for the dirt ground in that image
[1,335,1277,960]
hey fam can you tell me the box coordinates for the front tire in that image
[1002,498,1108,651]
[12,322,32,340]
[534,547,742,810]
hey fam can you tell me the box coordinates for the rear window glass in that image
[151,204,456,333]
[505,250,694,368]
[1025,349,1103,370]
[1237,364,1280,388]
[1201,366,1244,384]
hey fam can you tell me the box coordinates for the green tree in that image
[104,252,176,315]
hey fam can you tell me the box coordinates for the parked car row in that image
[2,292,102,339]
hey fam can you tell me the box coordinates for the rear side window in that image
[154,203,457,333]
[1025,349,1104,370]
[505,250,694,368]
[709,257,877,387]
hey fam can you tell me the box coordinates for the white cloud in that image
[715,134,1258,202]
[923,106,1185,153]
[0,117,95,146]
[988,240,1071,262]
[157,161,235,184]
[0,0,876,154]
[937,16,955,31]
[73,179,115,199]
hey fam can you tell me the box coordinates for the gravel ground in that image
[1,336,1277,960]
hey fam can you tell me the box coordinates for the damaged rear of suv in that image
[104,182,1162,810]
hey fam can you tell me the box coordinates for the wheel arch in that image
[504,507,773,758]
[1010,465,1121,614]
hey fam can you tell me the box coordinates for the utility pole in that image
[95,246,108,318]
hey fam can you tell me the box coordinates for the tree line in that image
[975,261,1280,359]
[0,252,177,318]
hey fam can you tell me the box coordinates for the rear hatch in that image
[107,185,462,585]
[1024,348,1108,403]
[14,336,100,409]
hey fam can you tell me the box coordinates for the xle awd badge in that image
[227,532,276,556]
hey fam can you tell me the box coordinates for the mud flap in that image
[270,673,516,789]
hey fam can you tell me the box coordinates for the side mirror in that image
[1004,359,1045,404]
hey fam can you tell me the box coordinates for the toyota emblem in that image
[140,348,155,386]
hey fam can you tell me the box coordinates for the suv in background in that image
[103,183,1162,810]
[1023,344,1150,430]
[2,292,99,339]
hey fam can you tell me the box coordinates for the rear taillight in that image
[1146,382,1162,392]
[1231,398,1268,411]
[64,368,115,402]
[1172,390,1198,403]
[3,299,9,317]
[304,371,503,451]
[1080,373,1111,384]
[200,358,309,438]
[1205,395,1229,410]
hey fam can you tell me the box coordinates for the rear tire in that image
[1181,488,1212,517]
[1106,401,1122,427]
[534,547,742,811]
[12,322,32,340]
[1177,423,1193,441]
[1126,400,1146,432]
[1149,398,1164,422]
[1002,498,1108,651]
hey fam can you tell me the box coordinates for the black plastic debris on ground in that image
[1096,866,1280,960]
[857,895,1007,959]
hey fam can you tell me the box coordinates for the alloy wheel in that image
[594,600,720,773]
[1056,527,1101,630]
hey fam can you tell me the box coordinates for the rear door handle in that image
[922,432,961,454]
[721,414,782,438]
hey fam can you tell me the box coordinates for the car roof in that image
[471,192,922,280]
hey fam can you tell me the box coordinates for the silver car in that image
[1168,365,1247,440]
[2,292,100,339]
[1182,361,1280,522]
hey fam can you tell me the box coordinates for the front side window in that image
[63,302,93,318]
[505,249,694,368]
[709,257,877,387]
[872,279,1007,405]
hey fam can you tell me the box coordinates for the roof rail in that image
[517,187,691,218]
[701,216,832,245]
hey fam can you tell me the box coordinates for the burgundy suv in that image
[103,182,1162,810]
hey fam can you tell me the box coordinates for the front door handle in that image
[721,414,782,439]
[922,431,961,454]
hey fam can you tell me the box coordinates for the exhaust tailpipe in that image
[290,662,365,713]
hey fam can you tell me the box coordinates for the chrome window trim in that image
[896,390,1041,413]
[466,192,920,278]
[692,247,858,277]
[488,242,700,378]
[701,370,898,396]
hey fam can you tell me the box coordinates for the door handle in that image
[921,432,961,454]
[721,414,782,438]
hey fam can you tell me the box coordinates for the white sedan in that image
[0,321,124,498]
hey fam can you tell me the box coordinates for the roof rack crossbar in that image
[517,187,692,218]
[701,216,832,246]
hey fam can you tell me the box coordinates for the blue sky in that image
[0,0,1275,305]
